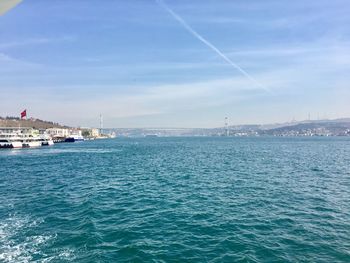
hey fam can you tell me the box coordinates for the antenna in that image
[99,114,103,134]
[225,117,229,136]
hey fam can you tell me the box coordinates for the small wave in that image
[0,215,51,263]
[41,248,76,263]
[43,148,117,154]
[2,148,119,157]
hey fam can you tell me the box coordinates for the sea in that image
[0,137,349,262]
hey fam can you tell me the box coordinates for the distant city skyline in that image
[1,0,350,128]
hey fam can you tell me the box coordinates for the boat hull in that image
[65,137,84,143]
[0,141,22,149]
[22,141,42,148]
[12,141,23,148]
[41,140,54,146]
[0,144,13,149]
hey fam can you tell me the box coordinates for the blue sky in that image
[0,0,349,128]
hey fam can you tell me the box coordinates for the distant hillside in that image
[107,118,350,137]
[0,117,68,129]
[262,121,350,136]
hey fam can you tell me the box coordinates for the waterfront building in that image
[69,129,82,137]
[91,128,100,137]
[46,128,69,138]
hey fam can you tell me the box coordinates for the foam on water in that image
[0,215,78,262]
[0,215,46,262]
[1,148,117,156]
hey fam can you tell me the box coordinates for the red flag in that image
[21,109,26,119]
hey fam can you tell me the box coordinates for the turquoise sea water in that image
[0,137,349,262]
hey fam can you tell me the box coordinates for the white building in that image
[69,129,82,137]
[91,128,100,137]
[46,128,69,138]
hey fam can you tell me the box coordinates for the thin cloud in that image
[0,36,76,49]
[225,44,350,58]
[0,52,42,70]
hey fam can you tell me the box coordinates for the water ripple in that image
[1,137,350,262]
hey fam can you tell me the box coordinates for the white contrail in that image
[156,0,269,93]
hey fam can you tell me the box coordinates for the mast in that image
[99,114,103,134]
[225,117,229,137]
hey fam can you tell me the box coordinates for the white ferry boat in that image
[22,139,42,148]
[65,135,85,142]
[39,134,54,146]
[20,133,42,148]
[0,132,22,149]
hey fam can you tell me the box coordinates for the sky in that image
[0,0,349,128]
